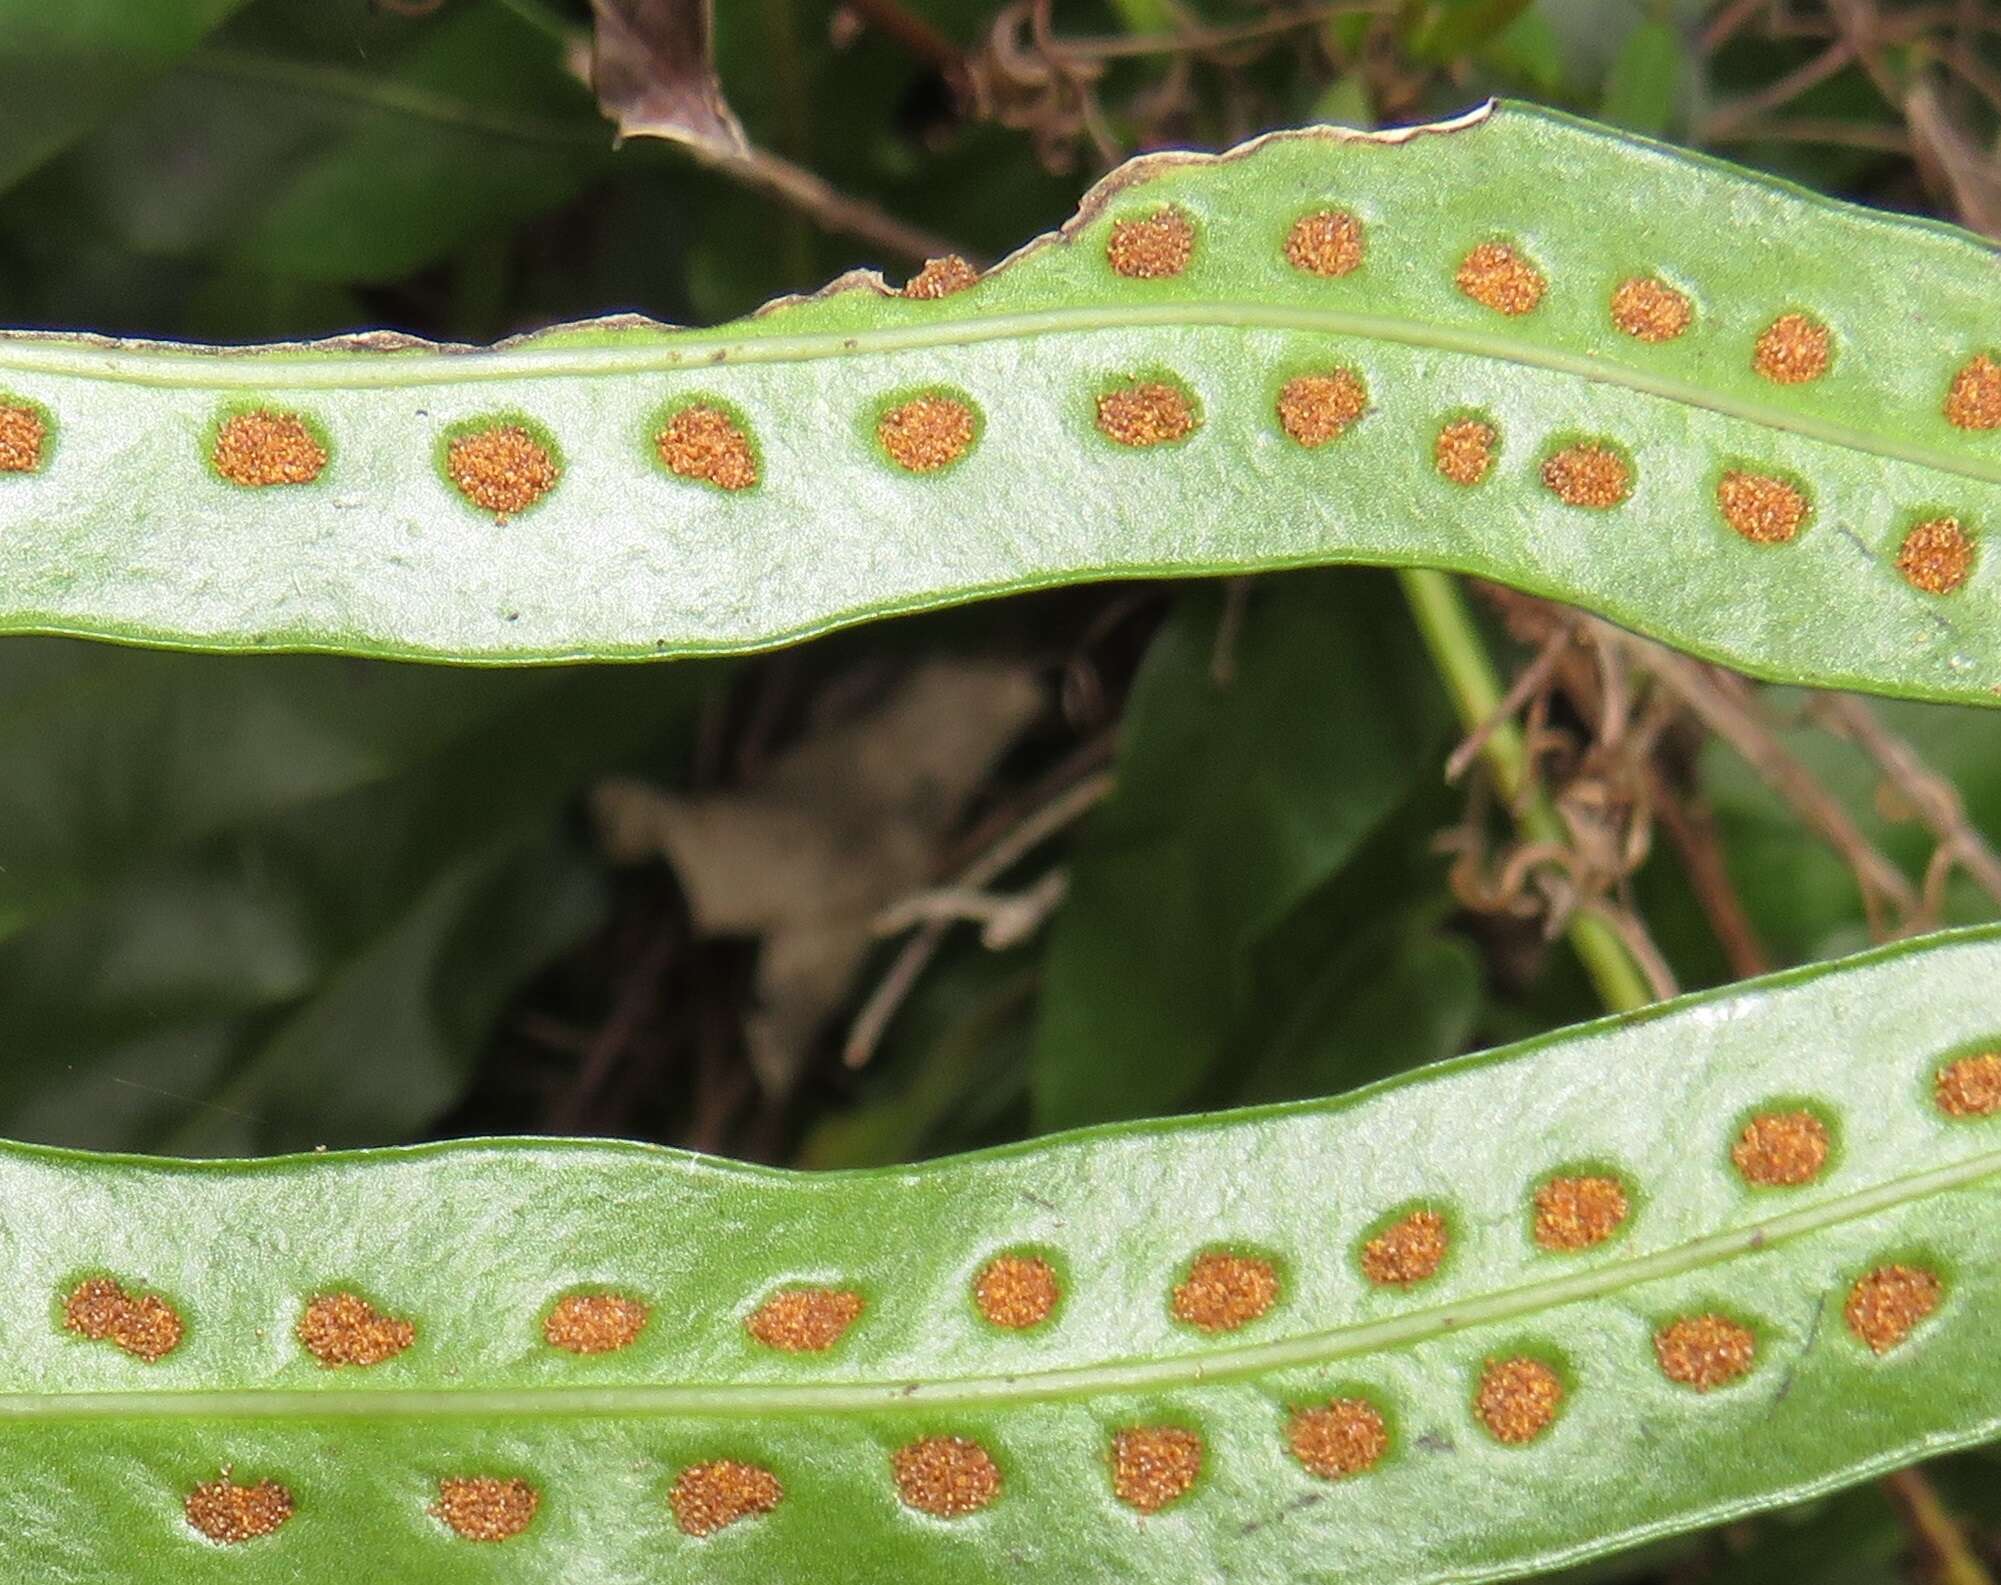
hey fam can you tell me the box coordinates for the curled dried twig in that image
[872,869,1072,949]
[1634,644,1918,935]
[845,770,1114,1067]
[1810,692,2001,914]
[1447,628,1571,783]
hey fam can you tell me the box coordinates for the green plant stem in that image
[1883,1469,1996,1585]
[1398,567,1655,1016]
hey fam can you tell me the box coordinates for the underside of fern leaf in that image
[1,926,1997,1581]
[0,101,1998,699]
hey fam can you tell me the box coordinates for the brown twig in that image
[1476,591,1920,947]
[945,733,1116,865]
[845,770,1114,1066]
[1580,900,1681,1000]
[1701,38,1858,136]
[1053,0,1391,61]
[1446,628,1571,783]
[693,141,970,265]
[1647,768,1775,978]
[552,929,678,1132]
[1943,39,2001,115]
[1906,72,2001,236]
[840,0,971,84]
[1704,117,1913,152]
[872,868,1072,948]
[1634,645,1919,934]
[1825,0,1906,104]
[1441,592,1674,992]
[568,1,969,267]
[964,0,1122,169]
[1811,693,2001,909]
[1700,0,1774,54]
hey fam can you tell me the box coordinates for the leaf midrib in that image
[5,1145,1993,1424]
[3,304,1996,487]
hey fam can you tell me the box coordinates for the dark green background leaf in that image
[1034,571,1448,1128]
[0,0,250,196]
[0,642,704,1153]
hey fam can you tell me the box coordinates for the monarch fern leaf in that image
[0,102,1997,701]
[2,927,1998,1581]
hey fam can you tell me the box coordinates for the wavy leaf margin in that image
[0,102,1997,703]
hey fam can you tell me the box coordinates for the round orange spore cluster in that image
[1284,210,1364,277]
[431,1477,539,1541]
[1475,1357,1563,1444]
[1276,370,1367,448]
[1654,1313,1756,1390]
[1360,1209,1448,1286]
[878,396,977,472]
[1532,1175,1629,1251]
[543,1291,650,1355]
[1287,1397,1389,1479]
[669,1459,784,1536]
[1753,312,1831,384]
[1435,418,1498,486]
[892,1435,1002,1517]
[1717,471,1809,544]
[296,1292,415,1367]
[62,1276,185,1362]
[1935,1051,2001,1117]
[1896,517,1975,595]
[1096,381,1198,447]
[1541,443,1632,508]
[1610,276,1692,342]
[446,423,559,520]
[185,1475,294,1544]
[657,405,757,491]
[1731,1110,1830,1187]
[1106,207,1195,279]
[212,409,327,487]
[745,1286,864,1352]
[1844,1264,1943,1354]
[1945,354,2001,430]
[973,1254,1059,1330]
[1170,1250,1279,1332]
[0,401,46,473]
[1110,1426,1203,1512]
[1456,242,1546,316]
[903,255,979,300]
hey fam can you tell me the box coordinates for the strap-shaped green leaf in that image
[4,926,1998,1581]
[2,101,1998,699]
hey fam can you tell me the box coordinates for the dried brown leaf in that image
[592,661,1039,1091]
[589,0,749,157]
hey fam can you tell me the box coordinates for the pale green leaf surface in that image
[2,103,1999,702]
[2,927,1998,1581]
